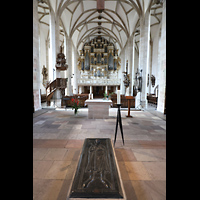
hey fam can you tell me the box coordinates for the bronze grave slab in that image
[67,138,126,199]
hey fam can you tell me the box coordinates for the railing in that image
[46,78,67,106]
[77,78,121,86]
[46,79,56,96]
[46,78,67,96]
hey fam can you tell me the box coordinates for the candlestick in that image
[117,90,120,104]
[114,103,124,146]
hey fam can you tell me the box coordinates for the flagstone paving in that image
[33,108,166,200]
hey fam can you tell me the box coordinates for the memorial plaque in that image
[68,138,124,199]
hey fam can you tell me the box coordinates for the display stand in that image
[125,96,134,118]
[114,104,124,146]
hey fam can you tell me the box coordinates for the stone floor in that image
[33,107,166,200]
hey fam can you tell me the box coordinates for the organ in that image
[77,36,121,80]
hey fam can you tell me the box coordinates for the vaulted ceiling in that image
[38,0,163,54]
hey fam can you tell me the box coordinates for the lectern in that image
[125,96,134,118]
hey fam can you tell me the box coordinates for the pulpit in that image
[125,96,134,117]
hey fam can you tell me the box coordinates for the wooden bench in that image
[111,94,135,108]
[147,95,158,106]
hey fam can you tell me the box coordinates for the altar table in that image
[85,99,112,119]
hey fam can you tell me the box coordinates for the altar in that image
[85,99,112,119]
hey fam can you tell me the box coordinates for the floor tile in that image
[132,149,166,161]
[34,120,46,125]
[39,133,59,139]
[33,148,49,160]
[81,124,97,129]
[130,181,153,200]
[124,161,151,180]
[122,180,138,200]
[33,179,70,200]
[148,134,166,141]
[124,134,151,140]
[33,139,68,148]
[58,123,74,130]
[143,180,166,200]
[115,149,137,162]
[33,160,53,179]
[64,140,84,148]
[139,140,166,149]
[143,162,166,180]
[33,108,166,199]
[44,160,71,179]
[118,161,130,180]
[43,148,68,160]
[63,148,81,161]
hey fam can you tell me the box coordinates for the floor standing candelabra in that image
[114,104,124,146]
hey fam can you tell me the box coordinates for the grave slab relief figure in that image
[82,139,111,189]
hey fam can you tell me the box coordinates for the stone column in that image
[49,9,56,82]
[115,86,118,94]
[67,38,73,96]
[105,85,108,94]
[49,10,61,106]
[131,38,135,96]
[120,49,125,95]
[89,86,93,99]
[45,39,49,81]
[79,86,83,94]
[90,86,93,94]
[127,35,135,96]
[157,0,166,113]
[148,40,153,95]
[64,32,68,95]
[138,9,150,108]
[152,23,161,91]
[73,46,78,94]
[33,0,41,111]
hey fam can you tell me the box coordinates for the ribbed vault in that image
[38,0,163,54]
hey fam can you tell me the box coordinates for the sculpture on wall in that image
[135,68,142,92]
[123,72,130,88]
[147,74,156,87]
[55,46,68,70]
[123,60,130,88]
[151,75,156,87]
[41,65,48,87]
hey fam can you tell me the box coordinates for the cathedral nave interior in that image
[33,0,166,199]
